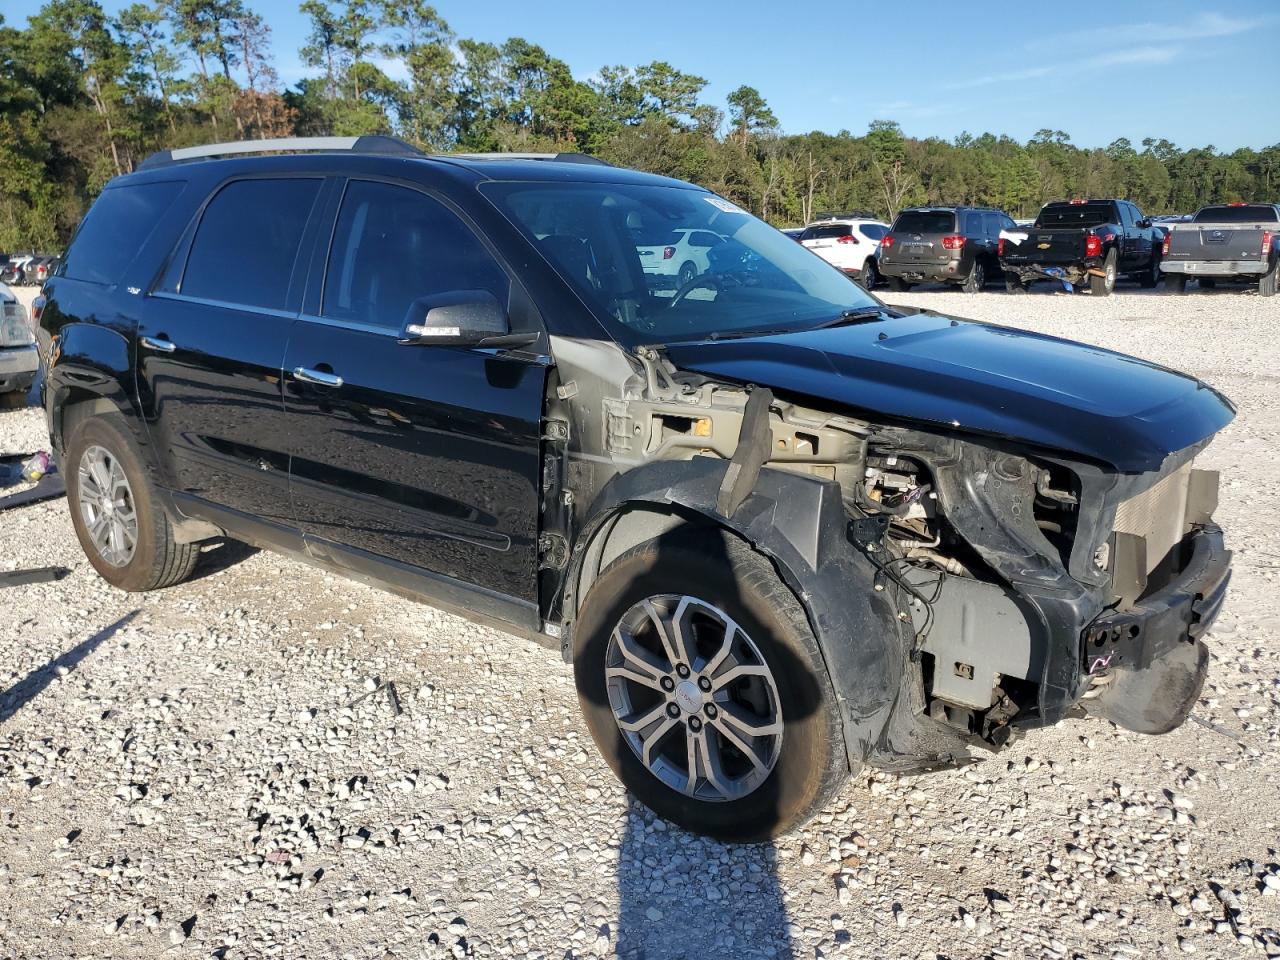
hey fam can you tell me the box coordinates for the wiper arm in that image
[812,306,895,329]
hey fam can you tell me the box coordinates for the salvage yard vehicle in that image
[798,217,890,288]
[0,282,38,405]
[37,137,1235,841]
[878,206,1014,293]
[999,199,1163,295]
[1161,202,1279,297]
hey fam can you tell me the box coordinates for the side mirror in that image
[1137,217,1152,229]
[398,290,534,349]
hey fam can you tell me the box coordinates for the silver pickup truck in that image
[1162,203,1279,296]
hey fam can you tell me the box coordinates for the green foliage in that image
[1,0,1278,251]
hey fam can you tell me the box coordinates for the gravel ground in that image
[2,281,1279,960]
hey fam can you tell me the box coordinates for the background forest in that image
[3,0,1279,250]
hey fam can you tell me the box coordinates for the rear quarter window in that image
[859,224,889,241]
[62,180,185,285]
[801,224,853,240]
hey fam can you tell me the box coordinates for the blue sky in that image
[7,0,1278,149]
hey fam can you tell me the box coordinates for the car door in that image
[283,177,547,613]
[136,175,323,525]
[1115,202,1139,269]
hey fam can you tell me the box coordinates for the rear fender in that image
[561,456,910,768]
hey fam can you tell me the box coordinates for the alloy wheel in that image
[77,444,138,567]
[605,594,782,802]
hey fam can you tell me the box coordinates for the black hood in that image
[663,312,1234,472]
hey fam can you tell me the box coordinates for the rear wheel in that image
[1139,257,1161,289]
[961,259,986,294]
[1004,272,1028,294]
[858,259,879,290]
[886,276,912,292]
[1090,249,1118,296]
[1166,274,1188,295]
[66,416,199,592]
[677,262,697,288]
[573,530,847,841]
[1261,262,1278,298]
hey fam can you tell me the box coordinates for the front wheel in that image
[573,530,847,841]
[1090,249,1118,296]
[886,276,912,292]
[961,259,986,293]
[1139,258,1161,289]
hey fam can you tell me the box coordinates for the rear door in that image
[136,176,322,525]
[891,210,956,266]
[283,177,547,612]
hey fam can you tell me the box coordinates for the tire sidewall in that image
[66,416,165,591]
[573,535,843,841]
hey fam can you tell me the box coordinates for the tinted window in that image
[801,224,853,240]
[689,231,724,247]
[183,178,319,310]
[1193,205,1280,223]
[323,181,509,331]
[982,212,1005,236]
[63,180,184,285]
[893,211,955,234]
[1037,202,1116,228]
[632,227,681,246]
[859,224,889,241]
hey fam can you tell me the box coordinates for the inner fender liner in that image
[563,456,910,769]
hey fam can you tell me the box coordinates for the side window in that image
[1116,203,1134,228]
[182,178,320,311]
[690,231,723,248]
[63,180,185,285]
[982,213,1002,237]
[859,223,888,242]
[323,180,509,331]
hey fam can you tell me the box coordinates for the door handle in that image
[293,366,343,388]
[140,336,176,353]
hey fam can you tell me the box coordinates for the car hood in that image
[663,311,1235,473]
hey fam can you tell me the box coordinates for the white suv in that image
[799,219,890,287]
[634,227,728,291]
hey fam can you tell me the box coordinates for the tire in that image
[1166,274,1188,295]
[1139,257,1161,289]
[1004,272,1028,294]
[677,262,697,287]
[961,259,986,294]
[858,259,879,290]
[886,276,912,292]
[65,415,199,592]
[1090,249,1118,296]
[1261,262,1278,298]
[573,529,847,842]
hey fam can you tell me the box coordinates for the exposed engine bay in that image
[544,336,1227,769]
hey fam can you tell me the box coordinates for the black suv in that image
[37,137,1234,841]
[879,206,1015,292]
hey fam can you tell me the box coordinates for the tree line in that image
[2,0,1278,251]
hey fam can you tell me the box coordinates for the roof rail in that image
[137,135,424,169]
[447,151,613,166]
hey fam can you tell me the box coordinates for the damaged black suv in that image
[37,137,1234,841]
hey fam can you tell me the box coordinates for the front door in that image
[283,179,546,608]
[136,176,324,525]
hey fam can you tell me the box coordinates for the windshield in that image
[1193,205,1279,224]
[480,181,878,343]
[1036,203,1115,228]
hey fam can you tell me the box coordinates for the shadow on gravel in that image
[186,537,260,582]
[0,609,137,724]
[616,794,795,960]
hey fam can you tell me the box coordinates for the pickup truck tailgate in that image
[1166,224,1267,263]
[1002,228,1088,264]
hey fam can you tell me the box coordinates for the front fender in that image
[562,457,910,768]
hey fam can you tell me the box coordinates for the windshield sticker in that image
[704,196,746,215]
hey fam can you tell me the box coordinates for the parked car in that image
[1,253,33,286]
[0,283,38,404]
[798,218,890,288]
[999,199,1162,295]
[1161,202,1279,297]
[878,206,1014,293]
[633,226,729,292]
[781,227,804,241]
[38,137,1235,842]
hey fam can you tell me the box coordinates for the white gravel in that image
[2,282,1279,959]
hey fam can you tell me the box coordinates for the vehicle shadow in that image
[584,526,819,959]
[186,537,260,582]
[0,610,138,724]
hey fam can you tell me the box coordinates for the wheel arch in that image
[559,457,910,768]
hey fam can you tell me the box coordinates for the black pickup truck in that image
[1162,203,1279,297]
[999,199,1163,295]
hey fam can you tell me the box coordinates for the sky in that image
[7,0,1278,150]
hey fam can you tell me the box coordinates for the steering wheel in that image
[668,271,733,308]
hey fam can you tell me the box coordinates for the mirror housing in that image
[1137,217,1152,229]
[398,290,519,347]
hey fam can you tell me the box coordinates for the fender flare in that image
[560,456,910,768]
